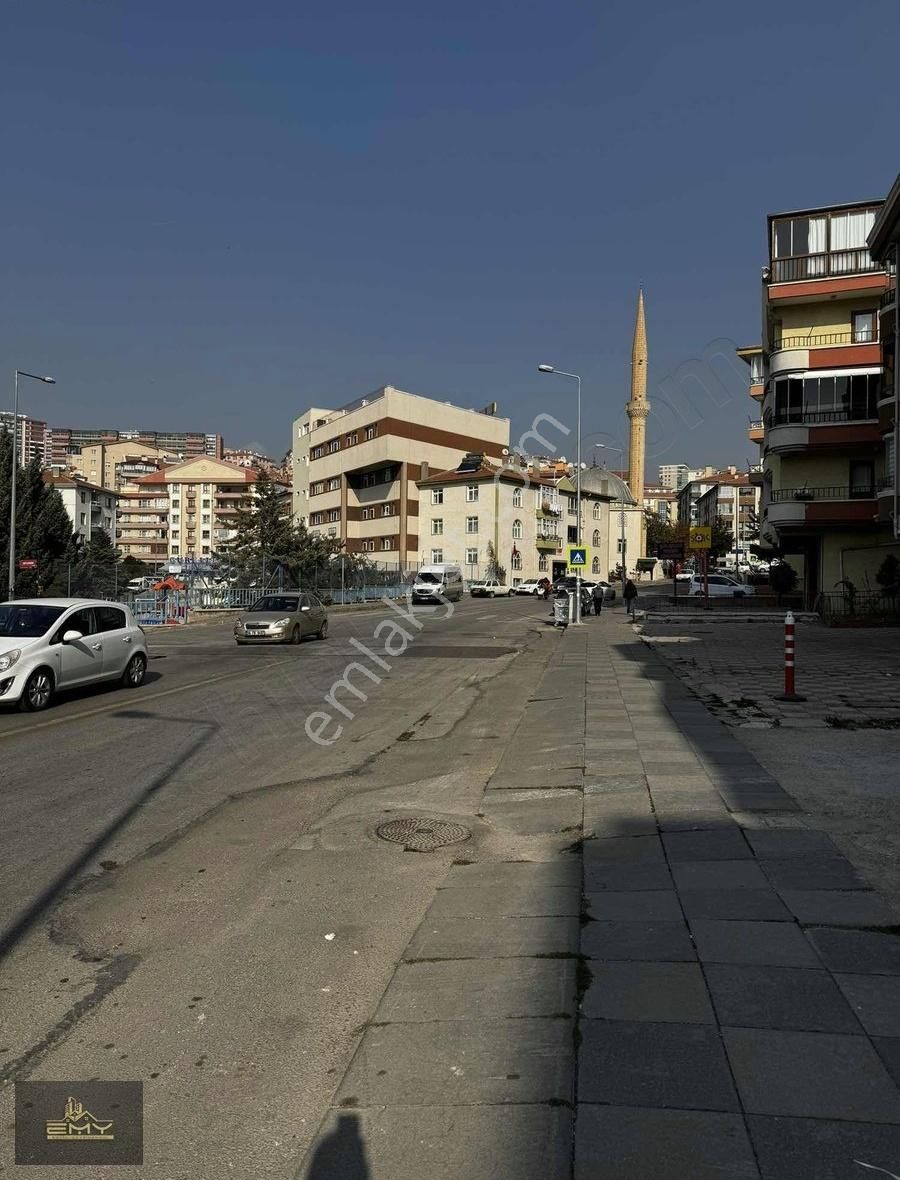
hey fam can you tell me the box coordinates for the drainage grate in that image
[376,817,471,852]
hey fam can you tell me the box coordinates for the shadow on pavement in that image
[305,1113,370,1179]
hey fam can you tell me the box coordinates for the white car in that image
[0,599,148,712]
[689,575,755,598]
[470,579,515,598]
[515,580,543,596]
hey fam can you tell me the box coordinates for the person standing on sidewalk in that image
[591,583,604,616]
[623,578,638,617]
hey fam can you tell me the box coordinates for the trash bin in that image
[553,595,570,628]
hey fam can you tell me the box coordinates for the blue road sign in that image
[566,546,588,571]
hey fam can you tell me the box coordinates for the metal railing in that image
[765,406,879,427]
[770,485,874,503]
[817,590,900,623]
[748,419,763,430]
[877,476,895,491]
[771,250,881,283]
[881,285,897,310]
[772,329,877,350]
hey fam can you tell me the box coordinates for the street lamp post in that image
[538,365,582,624]
[8,370,56,600]
[595,444,626,584]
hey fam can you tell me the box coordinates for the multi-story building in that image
[292,386,510,565]
[867,174,899,541]
[69,441,180,493]
[116,456,258,563]
[52,427,222,466]
[658,463,690,491]
[1,412,52,467]
[643,484,679,525]
[677,468,743,526]
[42,472,118,543]
[224,447,291,482]
[742,197,895,602]
[695,476,760,561]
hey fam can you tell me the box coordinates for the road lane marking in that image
[0,659,287,742]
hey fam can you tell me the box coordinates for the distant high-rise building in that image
[0,412,52,467]
[51,427,223,465]
[657,463,690,490]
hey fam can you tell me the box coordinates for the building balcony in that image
[536,503,562,518]
[773,329,878,350]
[880,284,897,313]
[749,382,765,401]
[770,485,875,504]
[536,535,561,550]
[748,420,764,443]
[770,250,881,284]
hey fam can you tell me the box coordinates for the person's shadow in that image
[306,1112,370,1179]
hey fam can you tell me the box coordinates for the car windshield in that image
[416,573,441,584]
[248,596,300,613]
[0,604,66,638]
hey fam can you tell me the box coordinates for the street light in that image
[538,364,583,624]
[9,370,56,600]
[595,444,627,583]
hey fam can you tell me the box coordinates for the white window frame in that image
[431,488,444,505]
[512,519,523,540]
[466,516,478,534]
[431,549,443,563]
[432,519,444,535]
[465,547,478,564]
[466,485,479,502]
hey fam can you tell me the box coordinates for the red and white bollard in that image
[776,609,806,701]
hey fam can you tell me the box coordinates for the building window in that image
[381,538,392,551]
[80,513,86,526]
[202,530,210,539]
[513,487,522,507]
[172,498,180,507]
[770,373,878,423]
[512,519,523,540]
[311,445,325,460]
[327,477,340,491]
[362,506,376,520]
[538,554,548,572]
[80,491,86,503]
[592,529,601,546]
[852,310,876,344]
[329,439,340,453]
[431,488,443,505]
[362,539,375,552]
[592,556,601,574]
[432,519,443,535]
[328,509,340,522]
[568,497,576,515]
[466,516,478,534]
[382,504,394,516]
[311,482,325,495]
[431,549,443,563]
[347,432,358,446]
[202,484,210,493]
[593,501,601,519]
[849,460,875,498]
[171,530,180,540]
[466,485,479,502]
[466,547,478,564]
[202,499,210,508]
[365,425,377,441]
[511,552,522,571]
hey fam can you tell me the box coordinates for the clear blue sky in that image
[3,0,897,469]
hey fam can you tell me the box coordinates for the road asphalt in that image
[2,594,900,1178]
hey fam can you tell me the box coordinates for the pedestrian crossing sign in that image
[566,546,588,572]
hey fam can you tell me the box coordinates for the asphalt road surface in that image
[0,592,563,1178]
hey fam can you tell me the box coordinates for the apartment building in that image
[1,412,52,467]
[69,441,180,492]
[658,463,690,491]
[116,456,258,563]
[292,386,510,565]
[52,427,222,465]
[677,468,744,526]
[43,472,118,542]
[696,476,760,558]
[224,447,291,482]
[741,197,895,602]
[644,484,679,524]
[867,174,899,540]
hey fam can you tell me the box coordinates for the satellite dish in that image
[502,448,509,456]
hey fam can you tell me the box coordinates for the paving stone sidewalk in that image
[300,613,900,1179]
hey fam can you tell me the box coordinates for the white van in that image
[127,576,156,593]
[411,563,464,603]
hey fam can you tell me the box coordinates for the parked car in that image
[470,579,514,598]
[126,576,156,593]
[515,580,543,596]
[234,592,328,644]
[0,598,148,712]
[689,574,755,598]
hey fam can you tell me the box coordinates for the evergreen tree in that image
[0,433,74,596]
[70,529,120,598]
[222,470,339,585]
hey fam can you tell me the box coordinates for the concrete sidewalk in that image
[300,613,900,1179]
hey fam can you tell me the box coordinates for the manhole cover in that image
[376,817,471,853]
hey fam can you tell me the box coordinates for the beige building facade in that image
[43,472,118,543]
[292,386,510,566]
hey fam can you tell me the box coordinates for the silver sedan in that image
[234,592,328,645]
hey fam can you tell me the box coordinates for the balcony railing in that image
[770,485,875,503]
[882,285,897,311]
[765,406,878,427]
[771,250,882,283]
[772,329,877,350]
[749,419,763,430]
[877,476,895,491]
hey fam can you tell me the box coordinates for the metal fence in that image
[816,590,900,625]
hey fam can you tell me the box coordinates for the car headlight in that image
[272,617,291,628]
[0,649,21,673]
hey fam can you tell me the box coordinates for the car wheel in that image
[122,652,147,688]
[19,667,54,712]
[317,619,328,640]
[290,626,302,645]
[693,590,704,597]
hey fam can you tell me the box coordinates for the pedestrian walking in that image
[623,578,638,617]
[591,583,604,615]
